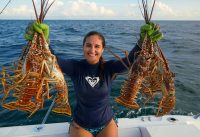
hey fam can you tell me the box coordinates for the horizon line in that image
[0,19,200,21]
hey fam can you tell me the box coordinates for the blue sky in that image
[0,0,200,20]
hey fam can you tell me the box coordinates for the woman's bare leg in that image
[96,119,118,137]
[69,122,94,137]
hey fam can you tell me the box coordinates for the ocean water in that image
[0,20,200,127]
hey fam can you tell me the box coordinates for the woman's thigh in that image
[96,119,118,137]
[69,122,94,137]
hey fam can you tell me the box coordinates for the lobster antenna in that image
[32,0,56,22]
[32,0,39,21]
[138,0,145,20]
[44,0,49,14]
[0,0,12,15]
[106,48,130,70]
[39,0,44,22]
[149,0,156,20]
[43,0,56,21]
[139,0,157,23]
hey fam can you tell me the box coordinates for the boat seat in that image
[140,124,200,137]
[119,127,142,137]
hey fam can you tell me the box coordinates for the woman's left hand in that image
[24,21,49,41]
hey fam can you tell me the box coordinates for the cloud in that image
[126,3,143,19]
[113,1,173,20]
[156,2,174,14]
[153,1,199,20]
[63,0,115,18]
[125,1,176,20]
[12,5,33,14]
[175,8,200,20]
[1,0,199,20]
[1,0,65,19]
[55,0,64,7]
[33,0,65,15]
[124,1,199,20]
[46,0,65,16]
[2,5,34,18]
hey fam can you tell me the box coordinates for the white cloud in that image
[124,1,196,20]
[175,8,200,20]
[127,3,142,19]
[33,0,64,14]
[28,0,63,6]
[1,0,199,20]
[13,5,32,14]
[63,0,115,18]
[155,1,175,16]
[55,0,64,7]
[153,1,200,20]
[124,1,176,20]
[47,0,64,13]
[1,0,65,19]
[2,5,34,18]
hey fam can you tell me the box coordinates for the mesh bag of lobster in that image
[115,0,176,116]
[1,0,71,117]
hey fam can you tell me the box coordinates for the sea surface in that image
[0,20,200,127]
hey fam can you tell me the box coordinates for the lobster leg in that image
[52,82,71,116]
[2,71,42,113]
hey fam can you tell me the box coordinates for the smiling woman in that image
[50,28,141,137]
[83,32,105,65]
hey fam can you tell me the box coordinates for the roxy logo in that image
[85,76,100,87]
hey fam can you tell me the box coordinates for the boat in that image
[0,114,200,137]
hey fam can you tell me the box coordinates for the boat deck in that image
[0,115,200,137]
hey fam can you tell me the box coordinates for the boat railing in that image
[193,113,200,119]
[34,97,56,132]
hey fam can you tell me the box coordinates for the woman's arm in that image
[56,57,75,76]
[108,22,163,74]
[107,43,141,74]
[49,45,75,76]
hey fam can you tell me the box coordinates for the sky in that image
[0,0,200,20]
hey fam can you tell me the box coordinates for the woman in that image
[26,22,161,137]
[54,31,140,137]
[25,22,140,137]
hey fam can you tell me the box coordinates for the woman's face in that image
[83,35,104,64]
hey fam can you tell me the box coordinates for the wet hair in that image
[83,31,105,81]
[83,31,106,48]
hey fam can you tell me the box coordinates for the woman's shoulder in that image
[104,59,117,69]
[71,59,90,68]
[104,59,116,66]
[68,59,85,66]
[57,57,84,66]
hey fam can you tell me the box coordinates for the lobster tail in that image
[52,82,72,116]
[115,73,141,109]
[156,95,176,116]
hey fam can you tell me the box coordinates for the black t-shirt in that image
[56,44,140,128]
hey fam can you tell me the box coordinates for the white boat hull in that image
[0,115,200,137]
